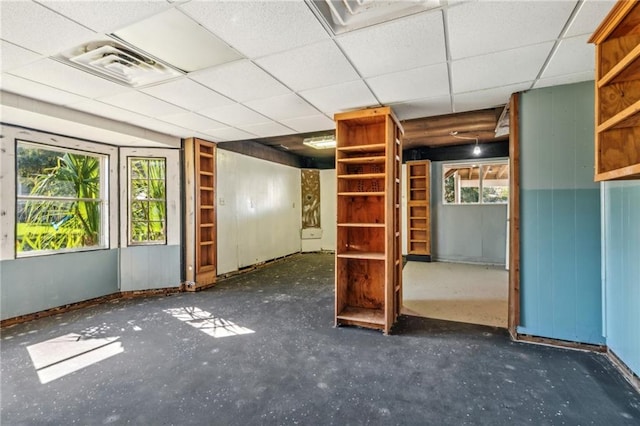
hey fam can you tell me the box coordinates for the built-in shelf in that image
[338,191,385,197]
[337,223,385,227]
[337,173,386,179]
[337,251,385,260]
[406,160,431,258]
[337,156,386,164]
[590,0,640,181]
[337,143,386,153]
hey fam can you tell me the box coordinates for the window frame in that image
[442,158,509,206]
[127,156,168,246]
[15,140,110,258]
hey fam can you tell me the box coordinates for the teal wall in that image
[518,81,604,344]
[602,181,640,375]
[120,245,181,291]
[0,249,119,320]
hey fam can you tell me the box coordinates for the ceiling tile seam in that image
[2,71,96,105]
[529,0,585,91]
[441,7,455,113]
[31,0,99,34]
[0,38,46,57]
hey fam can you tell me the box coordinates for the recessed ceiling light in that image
[303,135,336,149]
[112,9,242,73]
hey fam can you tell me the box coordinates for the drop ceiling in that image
[0,0,614,151]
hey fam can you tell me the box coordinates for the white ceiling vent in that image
[56,39,183,88]
[308,0,443,34]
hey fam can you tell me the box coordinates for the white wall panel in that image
[216,150,301,274]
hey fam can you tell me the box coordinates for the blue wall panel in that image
[603,181,640,376]
[518,82,604,344]
[0,249,118,320]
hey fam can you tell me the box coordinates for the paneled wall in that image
[430,161,508,265]
[518,81,603,344]
[602,181,640,375]
[216,149,302,275]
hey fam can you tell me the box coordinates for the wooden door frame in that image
[508,93,521,338]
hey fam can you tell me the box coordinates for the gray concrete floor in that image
[1,253,639,425]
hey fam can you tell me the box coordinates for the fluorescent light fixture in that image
[56,38,183,88]
[303,135,336,150]
[113,9,241,73]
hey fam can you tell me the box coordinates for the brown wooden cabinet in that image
[334,107,403,334]
[406,160,431,260]
[590,0,640,181]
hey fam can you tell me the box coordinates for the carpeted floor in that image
[403,261,509,327]
[1,253,638,425]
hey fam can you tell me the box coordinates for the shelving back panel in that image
[336,258,385,310]
[337,196,384,224]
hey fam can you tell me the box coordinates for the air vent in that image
[308,0,442,34]
[57,39,183,88]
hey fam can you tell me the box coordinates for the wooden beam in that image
[508,93,521,339]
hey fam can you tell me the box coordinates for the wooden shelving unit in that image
[334,107,403,334]
[184,138,217,292]
[590,0,640,181]
[406,160,431,261]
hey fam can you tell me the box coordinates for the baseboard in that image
[406,254,431,262]
[516,333,607,353]
[607,349,640,393]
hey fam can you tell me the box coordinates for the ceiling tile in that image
[542,35,594,79]
[202,127,257,142]
[280,114,335,133]
[159,112,226,132]
[0,74,87,106]
[190,60,290,103]
[533,71,595,90]
[447,1,576,60]
[142,78,233,111]
[198,103,269,127]
[451,42,554,94]
[1,41,42,72]
[37,0,172,33]
[453,82,532,113]
[99,91,186,117]
[299,80,379,115]
[243,121,295,138]
[366,63,449,105]
[388,96,452,121]
[125,116,192,138]
[66,99,148,124]
[9,58,130,98]
[179,1,329,58]
[336,11,446,77]
[0,1,96,55]
[256,40,359,91]
[245,93,320,121]
[565,0,616,37]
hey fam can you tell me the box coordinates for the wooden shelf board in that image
[200,205,215,209]
[337,173,385,180]
[338,191,385,196]
[336,306,385,325]
[199,171,214,176]
[337,143,386,153]
[596,163,640,181]
[337,222,385,228]
[200,223,214,228]
[597,99,640,132]
[198,152,214,158]
[337,251,385,260]
[599,43,640,87]
[200,186,213,191]
[199,241,214,246]
[337,156,386,164]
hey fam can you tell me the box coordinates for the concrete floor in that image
[1,253,639,425]
[403,261,508,328]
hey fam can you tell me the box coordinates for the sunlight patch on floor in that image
[164,307,255,338]
[27,333,123,384]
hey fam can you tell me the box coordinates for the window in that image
[443,160,509,205]
[129,157,166,245]
[16,141,107,256]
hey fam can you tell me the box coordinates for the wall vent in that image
[56,39,183,88]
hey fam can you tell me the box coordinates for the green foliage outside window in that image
[16,142,104,254]
[129,158,166,244]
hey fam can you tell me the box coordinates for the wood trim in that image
[516,333,607,353]
[608,348,640,393]
[194,139,217,287]
[589,0,636,44]
[508,93,521,339]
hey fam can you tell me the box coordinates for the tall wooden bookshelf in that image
[184,138,217,291]
[334,107,403,334]
[589,0,640,180]
[406,160,431,261]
